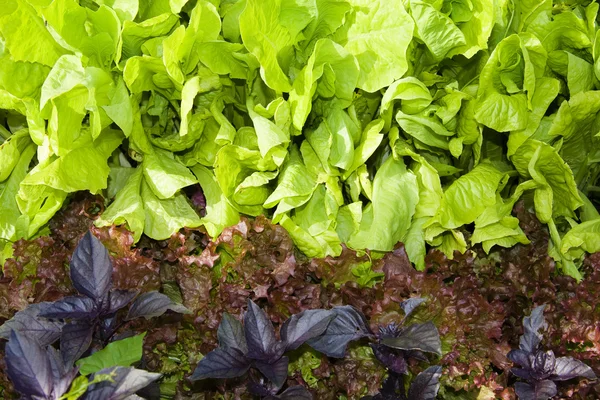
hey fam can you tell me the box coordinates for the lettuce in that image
[0,0,598,279]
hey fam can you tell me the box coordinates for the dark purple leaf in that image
[253,356,289,391]
[519,305,547,353]
[407,366,442,400]
[5,330,53,398]
[551,356,597,381]
[514,380,557,400]
[532,350,556,378]
[247,381,273,397]
[98,315,119,342]
[375,372,403,399]
[60,321,94,367]
[405,349,428,362]
[106,289,138,315]
[306,306,371,358]
[83,366,161,400]
[48,346,78,398]
[281,309,334,351]
[278,385,314,400]
[399,297,427,320]
[511,367,534,380]
[371,344,408,374]
[0,303,64,346]
[381,322,442,355]
[508,349,533,368]
[38,296,97,319]
[125,291,189,321]
[217,312,247,353]
[244,300,279,360]
[70,231,113,303]
[189,347,250,381]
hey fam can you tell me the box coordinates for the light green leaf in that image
[433,162,506,229]
[0,0,66,66]
[141,180,201,240]
[102,78,134,137]
[240,0,313,91]
[281,184,342,257]
[475,34,547,132]
[214,144,278,215]
[95,167,145,242]
[76,333,146,376]
[0,142,35,242]
[511,139,583,222]
[22,129,122,194]
[196,41,255,79]
[348,156,419,251]
[547,91,600,185]
[447,0,494,58]
[142,148,197,199]
[247,98,290,158]
[289,38,359,130]
[191,165,240,238]
[507,77,560,156]
[379,77,432,132]
[42,0,121,68]
[121,13,179,60]
[264,145,318,218]
[342,119,384,179]
[410,0,466,60]
[333,0,414,92]
[561,218,600,261]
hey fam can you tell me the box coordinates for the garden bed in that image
[0,194,598,399]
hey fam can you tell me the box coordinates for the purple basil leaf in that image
[511,367,534,380]
[253,356,289,391]
[38,296,97,319]
[370,343,408,374]
[281,309,334,351]
[399,297,427,320]
[247,381,274,396]
[244,300,279,360]
[83,366,161,400]
[520,305,547,353]
[407,366,442,400]
[98,315,119,342]
[278,385,314,400]
[405,349,428,362]
[551,356,597,381]
[381,322,442,356]
[106,289,139,315]
[514,380,556,400]
[189,346,251,381]
[217,313,248,353]
[71,231,113,303]
[0,303,64,346]
[60,321,94,367]
[5,330,53,398]
[306,306,371,358]
[508,349,533,368]
[48,346,78,398]
[125,291,189,321]
[375,372,403,398]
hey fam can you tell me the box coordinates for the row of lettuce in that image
[1,0,599,278]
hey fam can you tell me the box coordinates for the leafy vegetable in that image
[191,300,335,391]
[0,0,598,279]
[507,305,597,400]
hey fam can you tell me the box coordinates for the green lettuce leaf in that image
[333,0,414,92]
[475,33,547,132]
[191,165,240,238]
[347,156,419,251]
